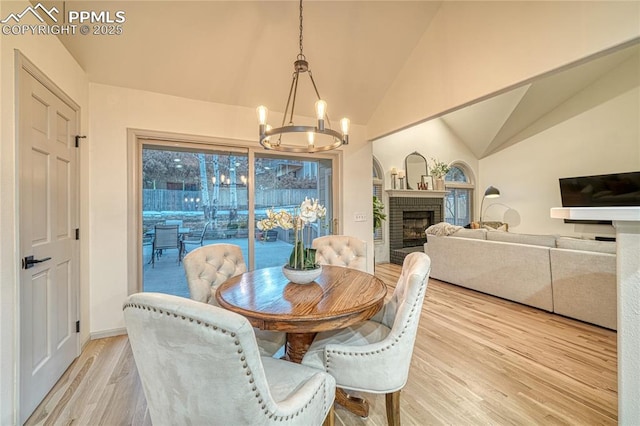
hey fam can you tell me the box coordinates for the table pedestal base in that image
[285,332,317,364]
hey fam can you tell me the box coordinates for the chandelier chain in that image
[298,0,304,56]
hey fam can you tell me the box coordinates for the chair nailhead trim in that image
[123,300,332,422]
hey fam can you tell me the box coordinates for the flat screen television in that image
[559,171,640,224]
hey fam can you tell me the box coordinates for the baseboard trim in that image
[90,327,127,340]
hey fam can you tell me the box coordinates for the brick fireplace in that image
[386,190,445,265]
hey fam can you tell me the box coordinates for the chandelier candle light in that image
[257,198,327,284]
[256,0,350,153]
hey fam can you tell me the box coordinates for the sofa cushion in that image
[450,228,487,240]
[425,235,553,311]
[486,231,556,247]
[555,237,616,254]
[550,248,616,329]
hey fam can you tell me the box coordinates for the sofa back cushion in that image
[450,228,487,240]
[486,231,556,247]
[555,237,616,254]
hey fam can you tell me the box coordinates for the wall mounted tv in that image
[559,171,640,224]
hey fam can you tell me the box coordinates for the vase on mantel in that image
[435,178,445,191]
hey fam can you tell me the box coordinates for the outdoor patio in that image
[142,237,295,298]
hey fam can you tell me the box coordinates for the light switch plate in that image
[354,213,366,222]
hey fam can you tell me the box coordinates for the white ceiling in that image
[441,42,640,158]
[53,1,442,125]
[45,1,639,156]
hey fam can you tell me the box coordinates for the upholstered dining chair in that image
[124,293,336,426]
[311,235,368,272]
[183,243,286,356]
[301,252,431,426]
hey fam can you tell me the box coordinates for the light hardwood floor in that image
[26,263,617,425]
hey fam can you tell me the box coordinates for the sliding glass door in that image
[253,154,334,269]
[138,139,337,297]
[142,144,249,296]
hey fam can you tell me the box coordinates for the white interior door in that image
[18,65,80,423]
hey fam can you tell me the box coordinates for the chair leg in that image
[322,404,335,426]
[385,390,401,426]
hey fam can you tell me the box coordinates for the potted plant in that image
[257,197,326,284]
[429,158,450,190]
[373,196,386,232]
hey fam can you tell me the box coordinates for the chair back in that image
[164,219,183,226]
[183,243,247,304]
[153,225,180,250]
[376,252,431,388]
[312,235,367,272]
[193,220,212,244]
[124,293,322,425]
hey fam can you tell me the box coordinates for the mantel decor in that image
[256,0,350,153]
[428,158,450,191]
[257,197,326,284]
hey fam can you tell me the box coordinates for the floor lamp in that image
[479,185,500,223]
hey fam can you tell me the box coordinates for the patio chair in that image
[182,221,212,253]
[124,293,336,426]
[151,224,182,268]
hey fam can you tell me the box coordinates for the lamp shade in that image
[484,186,500,198]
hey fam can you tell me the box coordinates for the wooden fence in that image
[143,188,319,211]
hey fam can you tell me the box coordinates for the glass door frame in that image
[127,128,342,294]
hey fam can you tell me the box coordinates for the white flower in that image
[275,211,293,230]
[299,197,324,224]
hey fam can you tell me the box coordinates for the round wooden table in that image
[216,265,387,363]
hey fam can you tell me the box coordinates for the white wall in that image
[479,55,640,238]
[88,83,373,334]
[368,1,640,140]
[372,118,477,262]
[0,1,90,423]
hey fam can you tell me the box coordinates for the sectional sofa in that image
[424,228,617,330]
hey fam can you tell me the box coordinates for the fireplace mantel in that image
[386,189,447,198]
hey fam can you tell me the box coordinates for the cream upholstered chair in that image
[124,293,336,426]
[312,235,367,272]
[301,252,431,425]
[183,243,286,356]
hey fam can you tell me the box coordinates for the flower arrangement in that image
[429,158,450,179]
[257,197,326,270]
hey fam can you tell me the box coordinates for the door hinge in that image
[75,135,86,148]
[75,228,80,240]
[76,320,80,333]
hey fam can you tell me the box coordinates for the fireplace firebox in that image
[402,211,434,247]
[386,190,445,265]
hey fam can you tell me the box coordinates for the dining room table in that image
[216,264,388,417]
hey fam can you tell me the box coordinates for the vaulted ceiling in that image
[53,1,442,126]
[40,1,639,157]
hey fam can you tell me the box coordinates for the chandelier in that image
[256,0,350,153]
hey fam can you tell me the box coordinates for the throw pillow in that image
[425,222,463,236]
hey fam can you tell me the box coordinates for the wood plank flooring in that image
[26,263,617,425]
